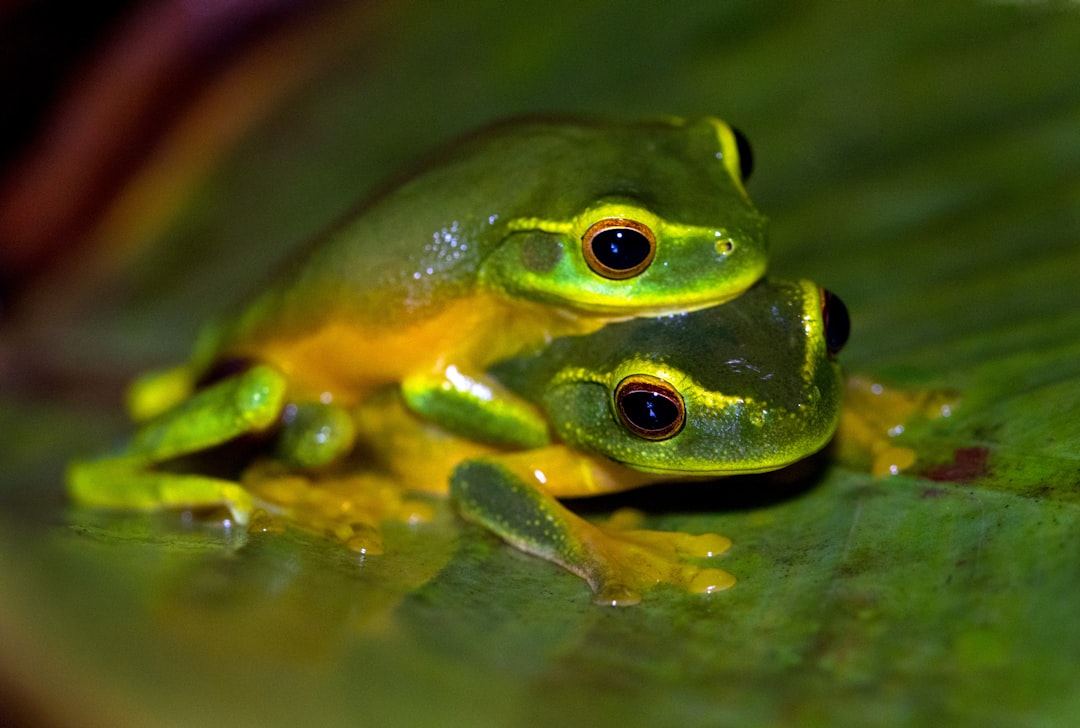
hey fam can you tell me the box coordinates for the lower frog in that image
[69,278,849,605]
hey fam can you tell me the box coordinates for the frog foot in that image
[67,456,256,524]
[241,463,435,554]
[579,515,735,606]
[451,459,734,606]
[837,375,959,476]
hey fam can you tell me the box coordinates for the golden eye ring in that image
[614,374,685,441]
[582,218,656,280]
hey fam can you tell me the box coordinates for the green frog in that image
[121,116,767,451]
[70,277,849,605]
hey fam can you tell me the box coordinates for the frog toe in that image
[585,524,737,602]
[593,582,642,607]
[451,456,736,604]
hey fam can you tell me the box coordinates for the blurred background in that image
[1,0,351,297]
[1,0,369,411]
[2,2,1079,726]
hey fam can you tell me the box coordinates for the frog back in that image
[220,116,761,345]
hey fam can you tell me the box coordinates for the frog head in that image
[505,278,850,474]
[475,116,768,314]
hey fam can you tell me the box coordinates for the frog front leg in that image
[402,368,551,449]
[450,447,735,606]
[67,364,290,522]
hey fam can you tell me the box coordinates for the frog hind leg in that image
[450,451,735,606]
[237,395,442,554]
[67,364,289,523]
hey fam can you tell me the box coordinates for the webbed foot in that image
[451,459,734,606]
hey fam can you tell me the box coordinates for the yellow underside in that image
[226,292,607,406]
[236,392,662,556]
[349,391,658,498]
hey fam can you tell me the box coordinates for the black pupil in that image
[732,127,754,181]
[590,227,651,272]
[622,390,679,432]
[822,289,851,355]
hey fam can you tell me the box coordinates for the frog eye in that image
[582,219,656,280]
[820,288,850,356]
[614,375,686,441]
[732,127,754,181]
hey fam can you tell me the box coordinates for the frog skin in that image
[124,116,767,452]
[450,277,849,603]
[69,278,849,606]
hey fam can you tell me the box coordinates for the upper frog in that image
[252,115,764,321]
[133,116,768,449]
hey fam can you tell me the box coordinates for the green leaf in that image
[3,2,1080,726]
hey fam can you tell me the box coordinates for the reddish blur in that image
[0,0,345,304]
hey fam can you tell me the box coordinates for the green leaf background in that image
[2,2,1079,726]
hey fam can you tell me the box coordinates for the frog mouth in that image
[568,289,743,319]
[615,458,796,477]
